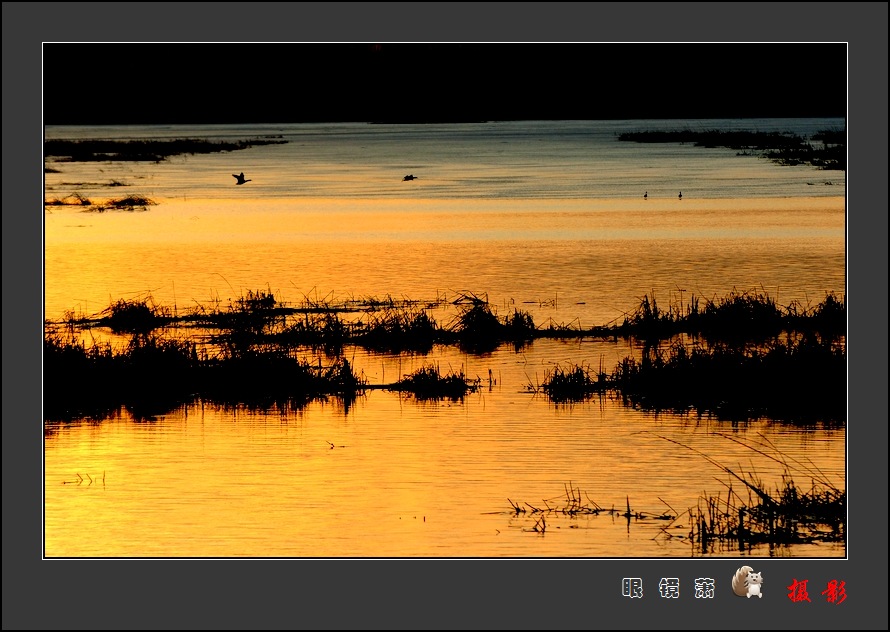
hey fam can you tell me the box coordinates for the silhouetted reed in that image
[505,438,844,553]
[616,289,844,344]
[50,289,844,350]
[44,330,366,422]
[45,191,157,212]
[46,289,845,421]
[533,363,610,403]
[89,194,157,212]
[98,297,172,334]
[44,192,92,206]
[613,338,846,422]
[355,309,438,353]
[654,435,845,554]
[392,365,479,401]
[450,300,537,352]
[507,483,675,534]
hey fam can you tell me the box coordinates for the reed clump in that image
[44,333,122,420]
[617,289,844,344]
[613,338,845,423]
[98,297,171,334]
[687,476,845,555]
[392,365,479,401]
[534,363,611,403]
[657,435,846,555]
[44,192,92,206]
[44,329,366,421]
[355,309,438,353]
[450,297,537,352]
[89,194,157,212]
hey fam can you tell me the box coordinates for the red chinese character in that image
[787,578,812,603]
[822,580,847,605]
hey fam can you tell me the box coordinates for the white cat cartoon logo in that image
[732,566,764,598]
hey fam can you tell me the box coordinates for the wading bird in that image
[643,191,648,199]
[233,172,252,185]
[403,174,417,181]
[678,191,683,199]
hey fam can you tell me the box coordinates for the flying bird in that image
[402,174,417,181]
[233,172,252,185]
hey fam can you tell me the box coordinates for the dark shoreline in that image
[44,137,288,163]
[618,128,846,170]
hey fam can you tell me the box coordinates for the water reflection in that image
[45,341,844,558]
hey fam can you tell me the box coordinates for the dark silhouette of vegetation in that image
[505,435,844,554]
[533,363,610,403]
[45,288,845,422]
[657,435,845,554]
[44,331,366,422]
[612,338,846,423]
[44,192,92,206]
[98,297,172,334]
[45,193,157,213]
[614,289,845,343]
[618,128,845,170]
[392,365,479,401]
[44,137,288,163]
[355,309,438,353]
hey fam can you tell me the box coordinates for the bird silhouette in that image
[643,191,648,199]
[233,172,251,185]
[402,174,417,181]
[678,191,683,199]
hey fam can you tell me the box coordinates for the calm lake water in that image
[43,119,846,558]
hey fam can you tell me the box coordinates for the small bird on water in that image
[403,174,417,181]
[233,172,251,185]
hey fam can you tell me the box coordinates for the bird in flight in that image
[403,174,417,181]
[233,172,252,185]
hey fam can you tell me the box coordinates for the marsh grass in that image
[88,194,158,212]
[356,309,438,353]
[653,434,845,554]
[45,289,845,421]
[532,363,610,403]
[50,289,844,347]
[617,289,844,343]
[45,192,158,212]
[392,364,480,401]
[43,329,366,422]
[450,299,538,352]
[98,296,172,334]
[618,128,845,170]
[505,435,844,554]
[613,338,846,422]
[45,192,92,206]
[507,483,676,535]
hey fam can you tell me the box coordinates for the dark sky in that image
[43,43,847,124]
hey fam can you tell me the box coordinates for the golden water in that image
[43,121,846,557]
